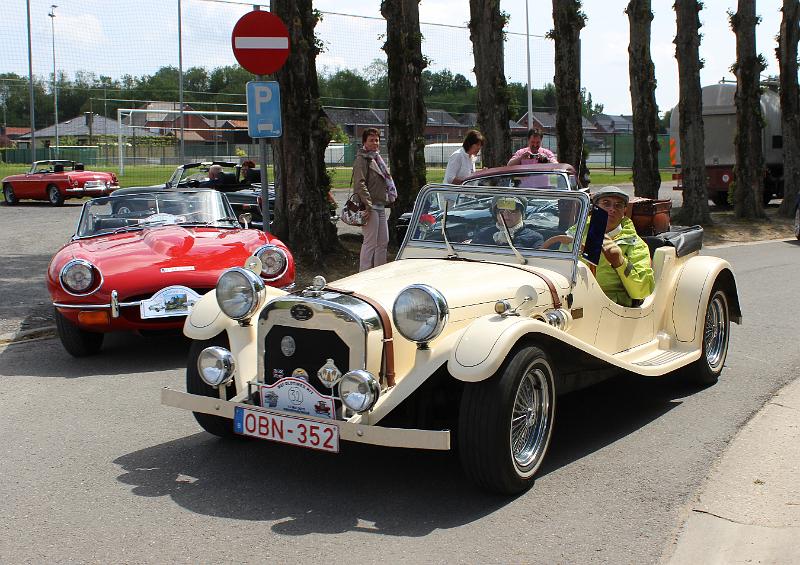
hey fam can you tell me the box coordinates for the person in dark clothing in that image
[199,164,223,188]
[472,195,543,249]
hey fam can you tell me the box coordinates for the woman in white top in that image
[444,129,484,184]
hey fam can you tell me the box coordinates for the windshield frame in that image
[461,170,573,191]
[73,189,239,239]
[398,184,591,277]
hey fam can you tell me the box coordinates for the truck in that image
[669,82,784,207]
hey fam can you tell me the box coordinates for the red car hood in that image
[48,225,279,301]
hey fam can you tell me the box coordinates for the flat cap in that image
[591,185,630,206]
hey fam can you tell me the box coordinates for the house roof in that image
[19,114,158,139]
[426,109,462,126]
[138,101,193,123]
[2,126,30,137]
[323,107,385,126]
[516,111,597,131]
[592,113,633,132]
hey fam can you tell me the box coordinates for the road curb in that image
[0,325,57,346]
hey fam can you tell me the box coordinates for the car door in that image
[16,166,49,199]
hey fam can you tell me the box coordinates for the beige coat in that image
[352,150,388,208]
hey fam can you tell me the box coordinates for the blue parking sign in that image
[246,81,282,138]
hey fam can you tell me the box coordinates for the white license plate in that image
[233,406,339,453]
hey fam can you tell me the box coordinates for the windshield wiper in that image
[440,201,459,258]
[498,217,527,265]
[108,225,143,235]
[178,217,238,226]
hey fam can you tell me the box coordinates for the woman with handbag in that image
[352,127,397,271]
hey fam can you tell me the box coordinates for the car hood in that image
[50,226,270,299]
[330,258,567,315]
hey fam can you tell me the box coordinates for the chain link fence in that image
[1,0,671,189]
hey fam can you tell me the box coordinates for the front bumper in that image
[161,388,451,451]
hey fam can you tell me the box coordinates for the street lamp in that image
[48,4,59,156]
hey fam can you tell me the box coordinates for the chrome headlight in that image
[216,267,266,320]
[197,346,235,387]
[254,245,289,281]
[392,284,448,343]
[59,259,101,296]
[339,370,380,413]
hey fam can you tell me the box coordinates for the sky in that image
[1,0,787,117]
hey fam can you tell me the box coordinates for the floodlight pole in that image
[178,0,185,162]
[49,5,59,156]
[26,0,36,164]
[525,0,533,130]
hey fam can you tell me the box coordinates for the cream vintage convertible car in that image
[162,183,741,494]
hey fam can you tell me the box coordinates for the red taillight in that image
[257,195,263,207]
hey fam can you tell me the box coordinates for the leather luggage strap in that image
[326,286,395,387]
[530,270,562,309]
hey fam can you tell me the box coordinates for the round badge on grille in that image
[280,335,296,357]
[290,304,313,321]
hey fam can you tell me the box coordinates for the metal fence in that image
[1,0,674,189]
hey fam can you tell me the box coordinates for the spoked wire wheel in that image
[510,362,552,472]
[459,344,556,494]
[703,290,729,372]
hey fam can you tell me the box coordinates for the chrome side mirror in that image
[239,212,252,229]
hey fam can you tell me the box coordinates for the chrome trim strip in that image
[161,388,451,451]
[53,299,141,310]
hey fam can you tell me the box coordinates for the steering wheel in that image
[185,179,201,187]
[541,234,574,250]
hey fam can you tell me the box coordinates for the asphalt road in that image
[1,196,798,564]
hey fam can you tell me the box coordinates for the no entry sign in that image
[231,11,290,76]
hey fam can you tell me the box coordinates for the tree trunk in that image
[730,0,767,219]
[270,1,338,264]
[672,0,710,225]
[469,0,511,168]
[776,0,800,218]
[551,0,585,175]
[626,0,661,199]
[380,0,427,243]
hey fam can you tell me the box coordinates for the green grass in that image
[1,162,671,202]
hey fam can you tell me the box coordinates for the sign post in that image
[232,8,290,232]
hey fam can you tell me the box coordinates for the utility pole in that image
[26,0,36,164]
[49,5,59,156]
[178,0,185,162]
[525,0,533,130]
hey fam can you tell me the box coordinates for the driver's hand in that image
[602,236,625,268]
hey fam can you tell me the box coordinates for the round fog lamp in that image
[197,346,236,387]
[339,370,380,413]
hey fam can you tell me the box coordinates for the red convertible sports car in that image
[3,160,119,206]
[47,189,295,356]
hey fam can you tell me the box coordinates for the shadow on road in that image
[540,371,688,476]
[0,332,190,377]
[114,433,504,536]
[113,371,697,533]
